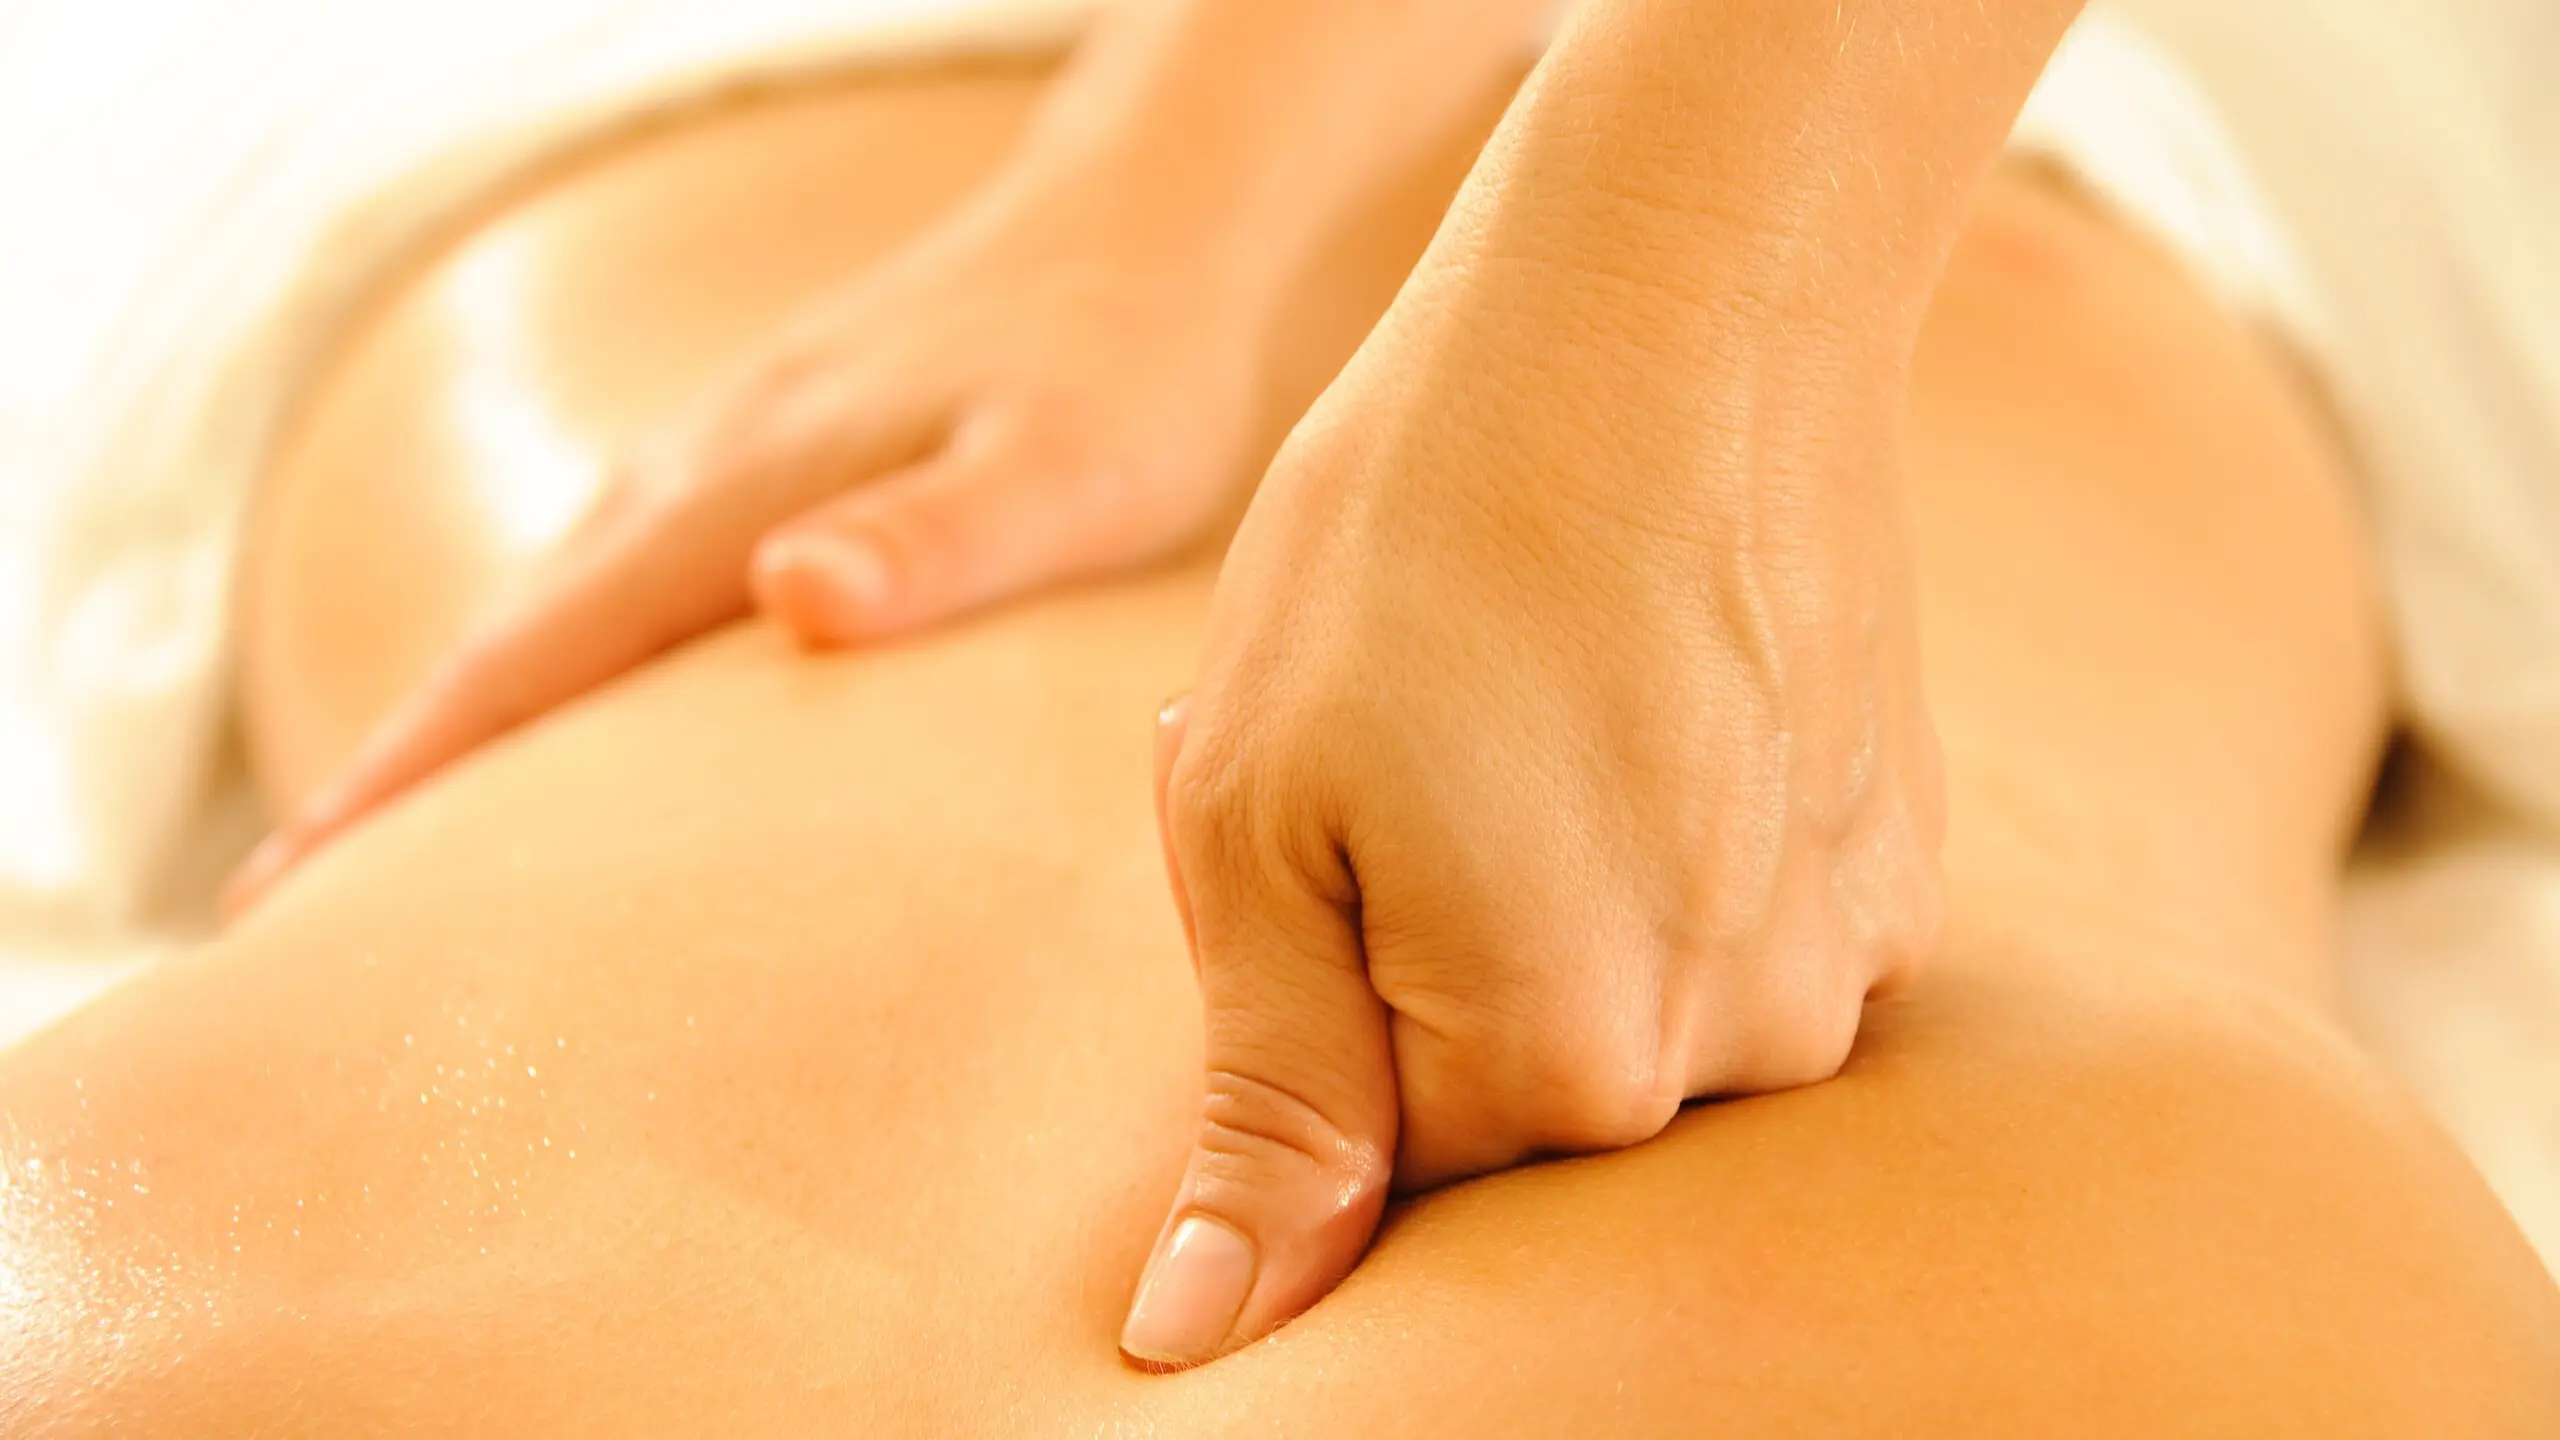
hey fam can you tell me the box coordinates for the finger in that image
[750,426,1131,646]
[1121,751,1397,1370]
[226,390,932,918]
[221,498,755,918]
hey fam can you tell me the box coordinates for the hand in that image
[227,165,1276,913]
[1118,251,1947,1367]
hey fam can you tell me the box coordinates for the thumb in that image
[1122,747,1398,1369]
[750,428,1138,646]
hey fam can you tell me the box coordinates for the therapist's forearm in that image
[994,0,1553,304]
[1431,0,2085,398]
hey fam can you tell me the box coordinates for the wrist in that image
[1305,224,1906,561]
[1452,115,1933,382]
[988,0,1549,326]
[977,137,1310,327]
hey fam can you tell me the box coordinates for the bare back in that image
[2,66,2553,1436]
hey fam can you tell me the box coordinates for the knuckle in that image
[1727,985,1863,1093]
[1838,798,1946,997]
[856,486,946,566]
[1189,1069,1390,1219]
[1161,706,1353,923]
[985,391,1097,466]
[1163,742,1261,884]
[986,407,1160,547]
[856,484,985,591]
[1513,1012,1679,1152]
[1543,1067,1682,1152]
[1875,871,1944,992]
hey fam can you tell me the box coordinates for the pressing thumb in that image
[1122,707,1400,1369]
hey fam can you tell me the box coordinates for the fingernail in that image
[768,532,893,626]
[1120,1214,1255,1368]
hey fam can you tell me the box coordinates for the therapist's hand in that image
[1118,249,1948,1368]
[226,167,1276,914]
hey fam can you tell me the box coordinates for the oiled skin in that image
[1,66,2555,1436]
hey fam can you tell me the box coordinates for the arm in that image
[1493,0,2087,358]
[228,0,1552,910]
[1131,0,2084,1368]
[1002,0,1556,309]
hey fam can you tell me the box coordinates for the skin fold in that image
[2,65,2554,1435]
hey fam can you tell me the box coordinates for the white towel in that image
[2041,0,2560,1272]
